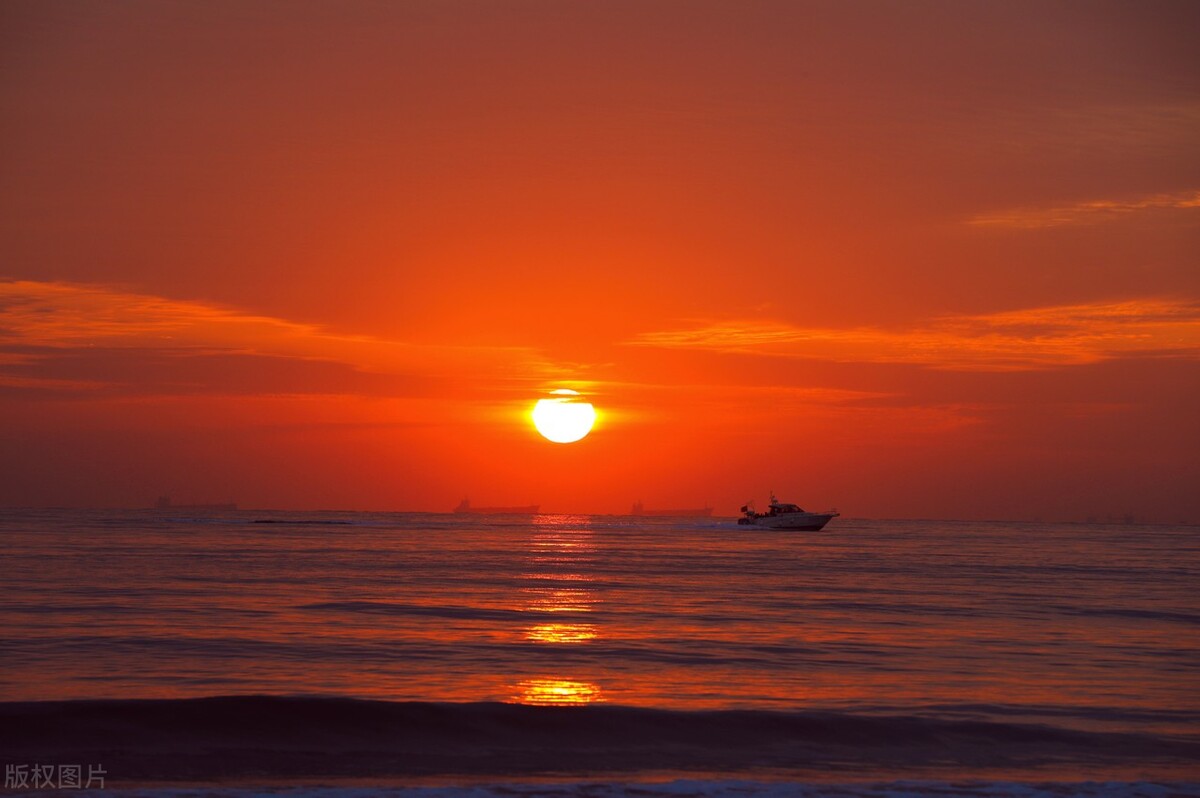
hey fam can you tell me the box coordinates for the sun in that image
[532,389,596,444]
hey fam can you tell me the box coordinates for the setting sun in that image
[531,389,596,444]
[2,4,1198,793]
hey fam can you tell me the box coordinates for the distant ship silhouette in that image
[453,498,539,515]
[155,495,237,511]
[631,501,713,518]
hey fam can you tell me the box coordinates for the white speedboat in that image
[737,493,839,530]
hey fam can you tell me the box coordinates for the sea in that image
[1,509,1197,796]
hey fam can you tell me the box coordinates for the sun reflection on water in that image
[515,678,603,705]
[522,586,595,613]
[524,622,597,643]
[508,516,604,704]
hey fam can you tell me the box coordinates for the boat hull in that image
[738,512,838,531]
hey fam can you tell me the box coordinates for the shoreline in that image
[3,695,1197,787]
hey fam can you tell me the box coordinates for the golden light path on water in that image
[525,623,597,643]
[515,678,604,706]
[514,514,603,705]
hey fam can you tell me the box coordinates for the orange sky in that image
[2,1,1198,520]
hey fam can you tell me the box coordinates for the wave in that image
[299,601,535,622]
[46,781,1200,798]
[252,519,355,525]
[2,696,1197,784]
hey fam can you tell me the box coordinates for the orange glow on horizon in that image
[0,3,1197,521]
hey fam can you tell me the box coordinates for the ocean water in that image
[1,509,1197,788]
[34,782,1200,798]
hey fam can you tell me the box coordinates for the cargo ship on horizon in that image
[155,495,238,512]
[631,501,713,518]
[453,498,540,515]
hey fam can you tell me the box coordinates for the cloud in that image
[0,280,558,397]
[628,298,1200,371]
[967,189,1200,229]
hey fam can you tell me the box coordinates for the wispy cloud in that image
[629,299,1200,371]
[0,280,558,397]
[967,189,1200,229]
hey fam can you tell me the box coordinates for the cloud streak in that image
[629,299,1200,371]
[0,280,558,397]
[967,190,1200,229]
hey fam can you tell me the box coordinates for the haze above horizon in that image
[2,1,1198,521]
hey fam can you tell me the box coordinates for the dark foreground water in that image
[1,509,1197,790]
